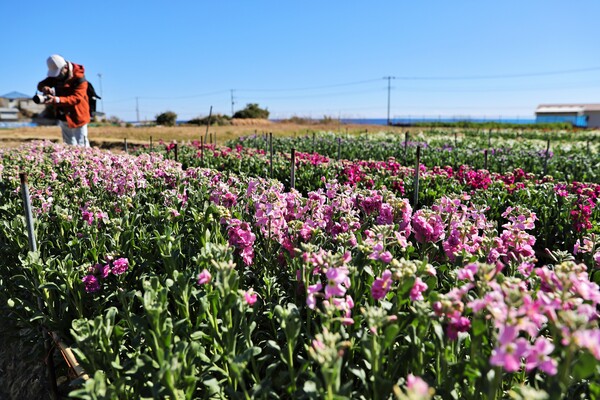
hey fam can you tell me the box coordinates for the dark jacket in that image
[37,62,90,128]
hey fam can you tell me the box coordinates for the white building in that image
[535,104,600,128]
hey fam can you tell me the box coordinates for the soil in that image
[0,121,411,150]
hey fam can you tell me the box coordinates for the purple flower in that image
[525,336,557,375]
[82,275,100,293]
[197,269,212,285]
[371,270,393,301]
[111,257,129,275]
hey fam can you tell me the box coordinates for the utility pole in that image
[136,97,140,123]
[230,89,235,116]
[384,76,396,125]
[97,73,104,114]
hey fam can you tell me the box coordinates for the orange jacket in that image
[38,63,90,128]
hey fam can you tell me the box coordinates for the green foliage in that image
[155,111,178,126]
[187,113,232,126]
[233,103,269,119]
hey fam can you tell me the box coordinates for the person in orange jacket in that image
[37,54,91,147]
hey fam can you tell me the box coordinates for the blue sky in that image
[2,1,599,122]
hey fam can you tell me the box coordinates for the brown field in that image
[0,121,411,150]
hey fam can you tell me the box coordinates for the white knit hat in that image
[47,54,67,77]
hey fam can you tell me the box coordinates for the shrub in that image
[233,103,269,119]
[188,113,232,126]
[156,111,177,126]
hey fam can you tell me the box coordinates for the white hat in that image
[47,54,67,77]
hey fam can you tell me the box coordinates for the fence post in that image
[200,136,204,162]
[337,137,341,161]
[413,146,420,208]
[19,173,60,399]
[174,143,178,162]
[454,131,457,147]
[543,139,550,176]
[404,131,409,164]
[290,148,296,190]
[269,132,273,178]
[150,136,153,152]
[484,149,488,170]
[488,129,492,148]
[124,138,128,154]
[312,131,316,153]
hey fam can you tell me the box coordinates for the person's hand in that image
[44,95,57,104]
[41,86,53,94]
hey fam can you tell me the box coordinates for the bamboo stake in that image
[49,332,89,381]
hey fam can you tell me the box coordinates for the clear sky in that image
[2,1,599,122]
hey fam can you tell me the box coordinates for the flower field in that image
[1,132,599,399]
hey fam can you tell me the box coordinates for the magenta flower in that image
[325,267,350,299]
[197,269,212,285]
[82,275,100,293]
[594,251,600,268]
[525,336,557,375]
[111,257,129,275]
[410,277,428,301]
[371,270,393,301]
[243,288,258,306]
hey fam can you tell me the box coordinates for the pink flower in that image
[456,263,478,281]
[325,267,350,299]
[371,270,393,301]
[82,275,100,293]
[243,289,258,306]
[594,251,600,268]
[406,374,431,397]
[490,325,529,372]
[111,257,129,275]
[197,269,212,285]
[94,263,111,279]
[525,337,557,375]
[410,277,428,301]
[307,282,323,309]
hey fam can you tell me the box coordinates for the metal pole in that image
[204,106,212,143]
[337,137,341,161]
[124,138,128,154]
[97,73,104,114]
[484,149,488,170]
[19,173,37,252]
[19,173,59,399]
[290,148,296,190]
[174,143,178,162]
[384,76,395,125]
[413,146,420,207]
[269,132,273,178]
[543,139,550,176]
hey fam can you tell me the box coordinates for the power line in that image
[393,66,600,81]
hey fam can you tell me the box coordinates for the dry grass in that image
[0,122,411,149]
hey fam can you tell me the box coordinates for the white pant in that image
[59,120,89,147]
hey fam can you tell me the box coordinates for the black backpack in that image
[74,77,102,117]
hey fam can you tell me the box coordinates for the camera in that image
[32,93,49,104]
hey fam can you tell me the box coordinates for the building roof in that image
[1,91,30,100]
[536,103,600,114]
